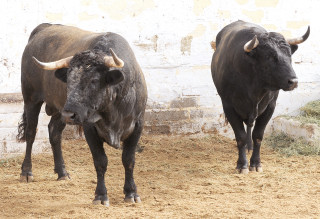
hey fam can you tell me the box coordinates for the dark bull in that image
[211,20,309,174]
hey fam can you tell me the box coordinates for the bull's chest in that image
[94,119,135,149]
[232,92,276,123]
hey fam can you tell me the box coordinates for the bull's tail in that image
[16,111,27,142]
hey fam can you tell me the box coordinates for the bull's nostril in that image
[288,78,298,85]
[288,78,298,89]
[62,111,76,121]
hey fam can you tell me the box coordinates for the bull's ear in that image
[55,68,68,83]
[106,69,124,85]
[290,45,298,54]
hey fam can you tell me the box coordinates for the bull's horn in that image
[104,48,124,68]
[286,26,310,45]
[32,56,73,70]
[244,35,259,52]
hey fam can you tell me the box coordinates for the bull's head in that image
[33,49,125,124]
[243,26,310,91]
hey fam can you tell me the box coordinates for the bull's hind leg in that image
[20,102,43,182]
[122,121,143,203]
[250,103,276,172]
[83,123,109,206]
[48,113,69,180]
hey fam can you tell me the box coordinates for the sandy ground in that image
[0,134,320,218]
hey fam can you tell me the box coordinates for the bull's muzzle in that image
[61,107,87,124]
[287,78,298,91]
[62,110,77,124]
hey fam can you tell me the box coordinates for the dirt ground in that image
[0,134,319,218]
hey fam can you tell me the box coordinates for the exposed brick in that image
[169,121,202,135]
[0,113,22,128]
[0,93,23,103]
[170,97,199,108]
[145,109,189,122]
[1,140,51,158]
[146,102,169,110]
[144,125,170,135]
[0,103,23,114]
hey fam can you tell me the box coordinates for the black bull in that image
[211,21,310,174]
[17,23,147,206]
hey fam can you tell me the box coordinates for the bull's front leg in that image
[250,103,276,172]
[83,123,109,206]
[48,114,69,180]
[122,121,143,203]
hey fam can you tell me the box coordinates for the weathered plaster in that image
[0,0,319,157]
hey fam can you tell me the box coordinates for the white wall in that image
[0,0,319,144]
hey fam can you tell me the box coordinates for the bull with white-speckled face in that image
[19,24,147,206]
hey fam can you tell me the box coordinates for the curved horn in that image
[286,26,310,45]
[104,48,124,68]
[32,56,73,70]
[244,35,259,52]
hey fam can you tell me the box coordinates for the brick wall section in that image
[0,93,83,158]
[144,96,230,135]
[0,93,230,158]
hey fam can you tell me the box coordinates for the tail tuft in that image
[16,112,27,142]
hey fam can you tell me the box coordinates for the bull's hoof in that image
[238,168,249,174]
[57,174,71,181]
[20,173,34,182]
[124,194,141,203]
[249,166,263,172]
[92,195,109,206]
